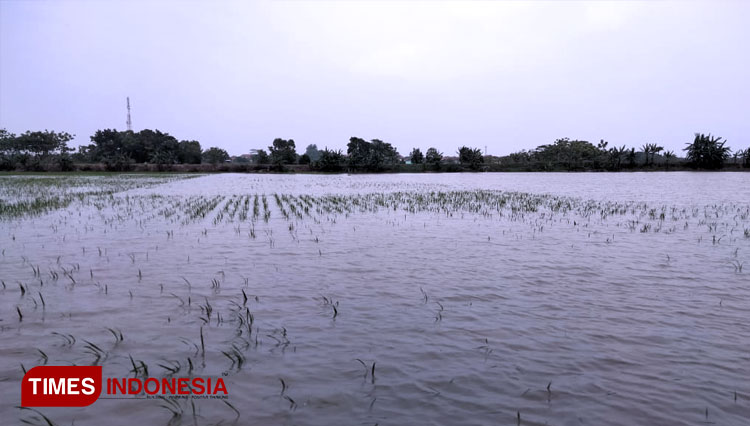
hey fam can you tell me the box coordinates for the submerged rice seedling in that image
[2,173,749,426]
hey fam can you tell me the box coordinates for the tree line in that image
[0,128,232,171]
[1,127,748,172]
[78,129,232,171]
[503,134,748,171]
[228,134,750,172]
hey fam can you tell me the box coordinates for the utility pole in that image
[126,97,133,131]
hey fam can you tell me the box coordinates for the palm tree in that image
[608,145,627,170]
[731,149,742,167]
[650,144,664,166]
[627,148,637,168]
[640,144,651,166]
[737,148,749,168]
[641,143,663,166]
[663,150,675,170]
[683,133,730,169]
[457,146,484,170]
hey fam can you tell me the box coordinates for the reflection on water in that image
[1,172,749,426]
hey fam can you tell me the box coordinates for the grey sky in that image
[1,0,748,156]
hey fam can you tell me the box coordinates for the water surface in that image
[1,172,748,426]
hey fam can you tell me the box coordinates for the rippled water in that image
[1,172,749,426]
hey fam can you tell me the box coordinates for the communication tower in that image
[126,97,133,131]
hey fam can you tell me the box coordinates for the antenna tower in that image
[126,97,133,131]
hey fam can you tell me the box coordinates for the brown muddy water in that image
[1,172,749,426]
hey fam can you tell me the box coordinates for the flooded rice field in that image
[1,172,749,426]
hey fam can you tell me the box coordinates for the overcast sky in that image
[1,0,748,156]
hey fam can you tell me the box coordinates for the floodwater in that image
[1,172,749,426]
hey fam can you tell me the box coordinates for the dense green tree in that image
[508,150,532,166]
[505,138,609,170]
[425,148,443,164]
[2,127,207,170]
[0,129,17,170]
[122,131,146,163]
[88,129,133,171]
[0,129,74,171]
[410,148,424,164]
[178,140,203,164]
[150,149,177,166]
[425,147,443,169]
[150,141,179,165]
[73,144,98,163]
[684,133,730,169]
[269,138,297,165]
[202,147,229,164]
[90,129,126,160]
[347,137,371,169]
[252,149,269,164]
[371,139,400,168]
[138,130,179,164]
[313,149,345,172]
[0,128,13,144]
[12,130,74,157]
[458,146,484,170]
[347,137,400,171]
[298,153,311,165]
[88,128,181,165]
[533,139,602,170]
[305,144,321,162]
